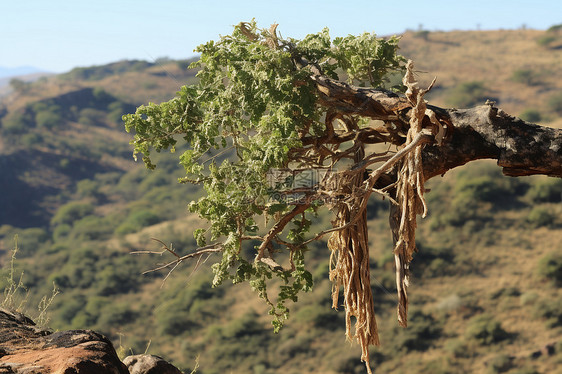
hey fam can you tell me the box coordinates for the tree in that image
[124,21,562,373]
[9,78,30,94]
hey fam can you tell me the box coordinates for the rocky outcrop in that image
[123,354,183,374]
[0,308,128,373]
[0,308,186,374]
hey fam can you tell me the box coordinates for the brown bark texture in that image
[313,75,562,180]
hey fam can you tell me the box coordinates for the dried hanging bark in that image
[392,61,438,326]
[327,61,439,372]
[328,138,379,373]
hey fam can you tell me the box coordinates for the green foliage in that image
[1,111,33,134]
[204,311,270,374]
[465,314,509,345]
[9,78,30,93]
[331,32,405,86]
[156,274,225,336]
[486,354,514,374]
[536,251,562,285]
[531,297,562,328]
[35,107,62,129]
[547,91,562,116]
[123,20,405,329]
[78,108,106,126]
[526,207,555,228]
[12,228,50,256]
[115,209,162,235]
[293,303,342,328]
[75,179,103,199]
[20,132,44,147]
[518,109,542,123]
[51,202,94,226]
[390,309,442,352]
[445,81,495,108]
[70,216,114,241]
[510,69,539,86]
[411,242,455,278]
[430,170,518,228]
[526,177,562,203]
[536,35,557,47]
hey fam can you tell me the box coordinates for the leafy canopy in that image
[124,20,404,331]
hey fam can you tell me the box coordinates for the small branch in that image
[255,203,310,262]
[134,242,223,276]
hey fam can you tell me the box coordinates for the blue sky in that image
[1,0,560,73]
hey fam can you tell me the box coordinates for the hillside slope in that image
[0,29,561,374]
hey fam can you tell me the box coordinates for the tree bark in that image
[313,76,562,180]
[422,105,562,179]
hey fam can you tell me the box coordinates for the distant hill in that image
[0,57,198,227]
[0,65,46,79]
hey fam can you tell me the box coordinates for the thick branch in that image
[422,105,562,178]
[310,76,562,179]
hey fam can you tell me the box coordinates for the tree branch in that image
[422,105,562,178]
[309,75,562,180]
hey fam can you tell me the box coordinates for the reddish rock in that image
[0,308,128,374]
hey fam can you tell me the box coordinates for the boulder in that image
[0,308,128,373]
[123,354,183,374]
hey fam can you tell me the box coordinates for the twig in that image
[139,244,222,275]
[255,203,310,262]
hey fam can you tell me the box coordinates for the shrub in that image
[76,179,103,199]
[70,216,113,241]
[536,35,557,47]
[391,309,442,352]
[511,69,539,86]
[486,354,514,373]
[519,291,539,306]
[548,91,562,115]
[412,243,455,278]
[446,81,496,108]
[78,108,106,126]
[293,304,342,328]
[518,109,542,123]
[35,109,62,129]
[465,314,509,345]
[20,133,43,146]
[51,202,94,226]
[107,101,133,124]
[96,302,137,328]
[205,311,270,373]
[55,296,87,324]
[536,252,562,285]
[1,112,33,134]
[532,298,562,327]
[115,209,162,235]
[444,338,471,358]
[526,207,555,228]
[526,178,562,203]
[435,174,513,227]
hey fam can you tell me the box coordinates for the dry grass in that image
[400,29,562,120]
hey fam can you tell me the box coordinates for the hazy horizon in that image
[2,0,561,74]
